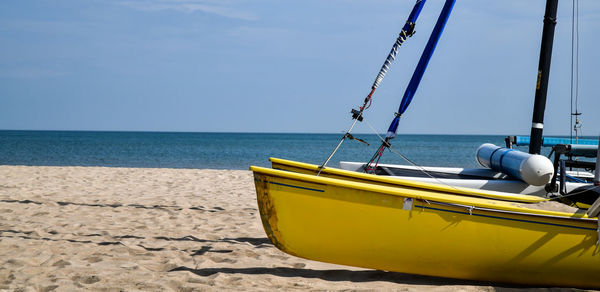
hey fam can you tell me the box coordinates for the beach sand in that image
[0,165,580,291]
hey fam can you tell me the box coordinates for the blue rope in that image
[386,0,456,139]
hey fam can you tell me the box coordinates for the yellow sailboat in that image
[250,0,600,288]
[251,163,600,288]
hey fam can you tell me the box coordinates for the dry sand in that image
[0,165,583,291]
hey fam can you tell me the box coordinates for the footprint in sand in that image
[83,255,103,263]
[4,259,25,268]
[0,271,15,285]
[72,275,101,284]
[39,285,59,292]
[52,260,71,268]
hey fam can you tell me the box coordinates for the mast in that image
[529,0,559,155]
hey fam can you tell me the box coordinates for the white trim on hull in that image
[339,161,588,196]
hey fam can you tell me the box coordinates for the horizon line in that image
[0,128,590,137]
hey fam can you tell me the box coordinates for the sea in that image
[0,130,527,170]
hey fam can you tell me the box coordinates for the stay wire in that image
[570,0,582,142]
[363,119,464,192]
[570,0,574,142]
[575,0,583,139]
[317,1,424,173]
[364,120,600,205]
[549,184,600,202]
[575,0,580,123]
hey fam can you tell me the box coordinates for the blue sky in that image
[1,0,599,135]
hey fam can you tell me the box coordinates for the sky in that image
[0,0,599,136]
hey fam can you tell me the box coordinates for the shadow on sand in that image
[169,266,542,289]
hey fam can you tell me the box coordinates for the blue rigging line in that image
[386,0,456,139]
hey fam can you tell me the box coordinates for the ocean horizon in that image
[0,130,571,170]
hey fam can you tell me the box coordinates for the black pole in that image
[529,0,559,154]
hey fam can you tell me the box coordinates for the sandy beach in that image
[0,165,583,291]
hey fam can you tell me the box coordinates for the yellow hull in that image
[251,163,600,288]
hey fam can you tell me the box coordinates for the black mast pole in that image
[529,0,559,155]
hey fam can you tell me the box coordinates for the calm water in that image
[0,131,520,170]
